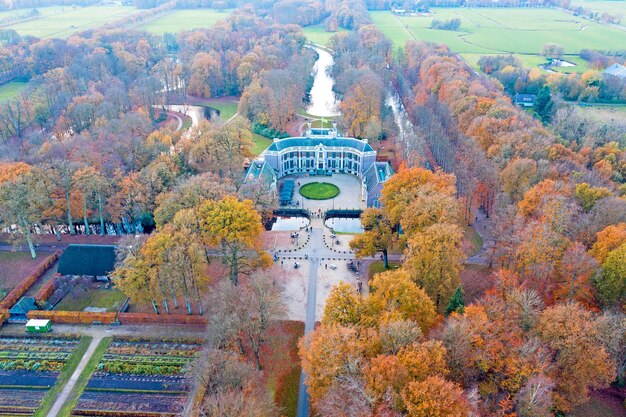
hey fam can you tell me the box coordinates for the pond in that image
[325,217,363,234]
[271,216,310,231]
[305,47,340,117]
[161,104,219,127]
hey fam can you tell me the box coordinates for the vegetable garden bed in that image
[0,335,81,416]
[72,337,203,416]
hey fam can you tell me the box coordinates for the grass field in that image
[0,6,67,21]
[251,133,273,155]
[574,103,626,123]
[6,5,140,38]
[368,260,402,280]
[0,81,28,102]
[196,98,239,120]
[371,8,625,71]
[299,182,340,200]
[55,288,127,312]
[302,24,347,46]
[137,9,233,34]
[570,0,626,24]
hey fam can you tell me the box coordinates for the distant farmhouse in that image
[603,63,626,79]
[514,93,536,107]
[244,125,393,207]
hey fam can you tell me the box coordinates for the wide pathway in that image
[465,208,496,266]
[295,220,325,417]
[48,334,103,417]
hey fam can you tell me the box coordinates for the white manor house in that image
[245,125,394,208]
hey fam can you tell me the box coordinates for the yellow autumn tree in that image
[198,195,271,285]
[402,376,468,417]
[365,269,436,332]
[323,282,361,325]
[350,208,397,268]
[380,165,456,226]
[404,223,464,312]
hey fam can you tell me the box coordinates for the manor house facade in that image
[245,125,393,207]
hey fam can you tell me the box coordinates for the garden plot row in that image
[72,337,203,416]
[0,335,80,416]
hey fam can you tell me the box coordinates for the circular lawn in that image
[299,182,340,200]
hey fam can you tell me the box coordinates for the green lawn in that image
[368,260,401,280]
[196,99,239,120]
[371,8,623,70]
[251,133,272,156]
[6,5,140,38]
[34,336,92,417]
[302,24,347,47]
[58,337,111,417]
[0,81,28,102]
[299,182,340,200]
[55,288,127,312]
[137,9,233,34]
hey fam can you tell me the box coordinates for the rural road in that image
[48,334,103,417]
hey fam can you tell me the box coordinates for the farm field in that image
[370,8,625,71]
[0,81,27,102]
[0,6,67,21]
[137,8,233,34]
[302,23,347,46]
[570,0,626,24]
[0,335,85,416]
[6,5,140,38]
[574,103,626,123]
[70,337,202,416]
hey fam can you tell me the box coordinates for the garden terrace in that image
[72,337,203,416]
[0,335,82,416]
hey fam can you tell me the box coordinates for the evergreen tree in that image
[534,86,554,124]
[445,286,465,315]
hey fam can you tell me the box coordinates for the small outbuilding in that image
[514,93,536,107]
[25,319,51,333]
[57,244,116,281]
[9,297,38,322]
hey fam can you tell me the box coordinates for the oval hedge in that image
[299,182,340,200]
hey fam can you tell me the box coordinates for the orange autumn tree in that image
[590,223,626,264]
[0,162,31,183]
[380,165,456,227]
[537,303,615,412]
[300,269,466,416]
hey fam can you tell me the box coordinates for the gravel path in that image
[47,334,103,417]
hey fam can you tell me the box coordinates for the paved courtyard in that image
[284,173,366,211]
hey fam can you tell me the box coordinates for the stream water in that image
[305,47,340,117]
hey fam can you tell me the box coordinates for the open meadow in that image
[302,24,348,46]
[570,0,626,24]
[136,8,233,34]
[4,5,140,38]
[0,81,27,102]
[371,8,626,71]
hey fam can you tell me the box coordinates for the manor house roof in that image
[266,137,374,153]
